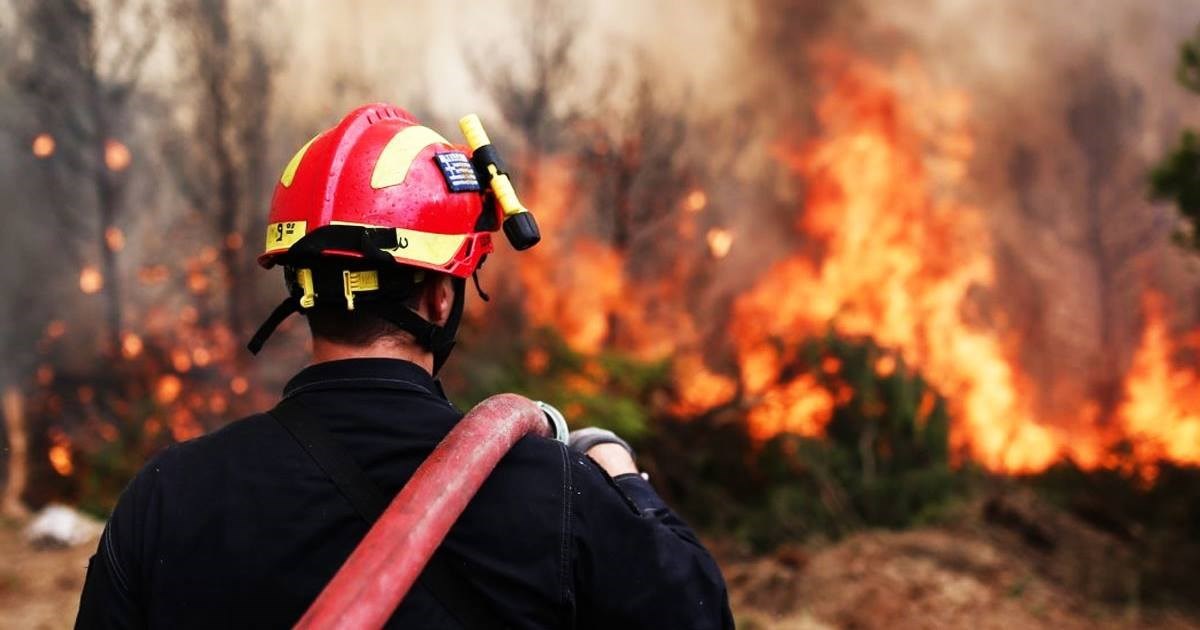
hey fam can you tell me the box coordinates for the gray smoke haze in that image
[4,0,1199,424]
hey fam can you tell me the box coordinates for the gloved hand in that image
[568,428,639,478]
[567,427,634,457]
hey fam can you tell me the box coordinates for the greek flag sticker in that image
[434,152,482,193]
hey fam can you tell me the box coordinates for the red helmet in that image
[260,103,496,277]
[248,103,539,367]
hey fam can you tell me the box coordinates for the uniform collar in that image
[282,358,445,400]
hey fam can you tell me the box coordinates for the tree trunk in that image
[2,387,30,521]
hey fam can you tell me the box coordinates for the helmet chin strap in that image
[371,277,466,375]
[247,275,466,376]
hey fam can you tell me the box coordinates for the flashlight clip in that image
[458,114,541,251]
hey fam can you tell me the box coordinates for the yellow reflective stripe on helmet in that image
[383,228,467,266]
[264,221,308,254]
[328,221,468,267]
[280,135,318,187]
[370,126,450,189]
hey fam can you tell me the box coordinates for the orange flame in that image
[729,53,1069,472]
[671,353,738,415]
[1116,292,1200,468]
[746,374,834,441]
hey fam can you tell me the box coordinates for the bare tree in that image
[7,0,159,354]
[467,1,710,351]
[1064,57,1160,422]
[577,72,695,255]
[165,0,276,339]
[466,0,584,196]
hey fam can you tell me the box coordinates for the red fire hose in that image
[294,394,555,629]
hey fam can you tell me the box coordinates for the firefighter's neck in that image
[310,277,453,375]
[311,336,435,374]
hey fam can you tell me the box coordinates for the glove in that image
[568,427,634,457]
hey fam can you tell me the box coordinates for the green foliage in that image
[648,335,969,552]
[1029,460,1200,608]
[74,400,172,518]
[1150,130,1200,249]
[453,327,669,442]
[1151,27,1200,249]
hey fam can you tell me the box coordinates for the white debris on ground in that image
[22,504,104,549]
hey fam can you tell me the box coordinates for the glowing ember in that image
[171,349,193,373]
[225,233,244,250]
[208,393,229,415]
[139,265,169,284]
[47,426,74,476]
[706,228,734,259]
[230,376,249,395]
[104,139,131,172]
[48,444,73,476]
[105,226,125,252]
[187,271,210,294]
[684,189,708,212]
[79,266,103,294]
[875,354,897,377]
[156,374,183,405]
[524,348,550,374]
[96,422,119,442]
[120,332,144,359]
[169,408,202,441]
[31,133,55,158]
[821,356,841,375]
[44,320,67,340]
[36,365,54,386]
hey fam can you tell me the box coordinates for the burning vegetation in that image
[2,0,1200,616]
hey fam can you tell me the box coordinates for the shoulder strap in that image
[269,402,386,522]
[269,400,500,630]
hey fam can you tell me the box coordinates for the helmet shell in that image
[260,104,496,278]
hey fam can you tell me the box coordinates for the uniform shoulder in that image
[137,412,281,477]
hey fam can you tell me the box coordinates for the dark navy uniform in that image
[76,358,733,628]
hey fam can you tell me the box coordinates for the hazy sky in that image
[269,0,742,124]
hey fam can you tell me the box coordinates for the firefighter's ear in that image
[421,275,455,327]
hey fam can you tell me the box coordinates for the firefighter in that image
[76,104,733,629]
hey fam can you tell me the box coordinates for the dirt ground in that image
[0,519,93,629]
[1,516,1196,629]
[722,527,1198,629]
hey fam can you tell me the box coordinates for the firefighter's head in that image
[248,104,528,374]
